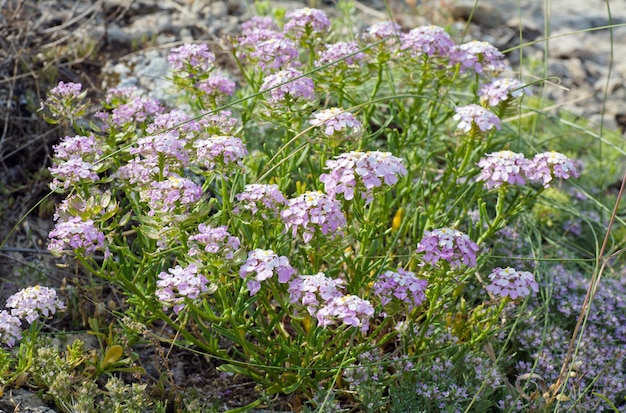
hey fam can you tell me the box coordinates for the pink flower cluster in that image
[453,40,509,74]
[193,135,248,171]
[144,174,203,216]
[156,264,209,314]
[400,25,455,58]
[366,21,402,40]
[478,78,529,106]
[168,43,215,74]
[486,267,538,299]
[239,249,296,295]
[49,81,82,98]
[309,108,362,137]
[284,8,331,39]
[48,216,109,257]
[454,104,501,134]
[52,135,102,160]
[477,150,580,189]
[316,295,375,334]
[260,68,315,105]
[0,285,66,347]
[234,184,287,218]
[188,224,240,259]
[288,272,345,315]
[49,156,100,191]
[416,228,479,269]
[281,191,346,243]
[319,151,407,204]
[372,269,428,312]
[315,41,366,67]
[6,286,66,324]
[197,75,236,99]
[249,38,300,71]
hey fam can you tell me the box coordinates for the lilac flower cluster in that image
[143,174,203,216]
[168,43,215,74]
[49,81,82,98]
[260,68,315,105]
[288,272,345,315]
[241,16,279,35]
[476,150,530,190]
[284,8,331,39]
[527,151,580,188]
[49,157,100,191]
[366,21,402,40]
[99,87,163,127]
[486,267,539,299]
[133,129,190,166]
[316,295,374,333]
[452,40,509,74]
[281,191,346,243]
[234,184,287,218]
[309,108,362,137]
[319,151,407,203]
[193,135,248,171]
[52,135,102,160]
[41,81,88,122]
[0,286,66,347]
[48,216,109,257]
[156,264,209,314]
[188,224,240,259]
[197,75,236,101]
[477,150,580,190]
[400,25,455,59]
[146,109,201,134]
[198,110,239,135]
[249,38,300,72]
[454,104,501,133]
[6,286,66,324]
[478,78,528,106]
[239,249,296,295]
[416,228,479,269]
[315,41,366,67]
[0,311,22,348]
[372,269,428,312]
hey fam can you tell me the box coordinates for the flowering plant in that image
[29,5,600,411]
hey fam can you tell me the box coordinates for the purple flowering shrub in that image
[29,4,616,411]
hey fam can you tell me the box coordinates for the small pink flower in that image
[168,43,215,73]
[234,184,287,218]
[454,104,501,133]
[416,228,479,269]
[373,269,428,312]
[479,78,529,106]
[309,108,362,137]
[452,40,509,74]
[260,68,315,105]
[0,311,22,348]
[486,267,539,299]
[281,191,346,243]
[527,151,580,188]
[288,272,345,316]
[284,8,331,39]
[156,264,209,314]
[6,286,66,324]
[240,249,296,295]
[400,25,455,58]
[477,150,531,190]
[316,295,374,333]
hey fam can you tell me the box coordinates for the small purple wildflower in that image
[132,130,190,165]
[284,8,331,39]
[6,286,66,324]
[486,267,539,299]
[147,109,200,134]
[234,184,287,218]
[319,151,407,204]
[0,311,22,348]
[400,25,455,58]
[193,135,248,171]
[241,16,279,35]
[527,151,580,188]
[452,40,509,74]
[372,268,428,312]
[416,228,479,269]
[478,78,529,106]
[198,110,239,135]
[168,43,215,74]
[281,191,346,243]
[49,81,82,98]
[316,295,374,333]
[144,174,203,216]
[48,216,109,257]
[156,264,209,314]
[454,104,501,133]
[49,156,100,191]
[52,135,102,161]
[476,150,531,190]
[188,224,240,259]
[288,272,345,316]
[366,21,402,40]
[309,108,362,137]
[239,249,296,295]
[260,68,315,105]
[249,38,300,72]
[315,41,366,67]
[197,75,236,99]
[237,28,284,49]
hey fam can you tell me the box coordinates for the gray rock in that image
[450,0,504,29]
[0,388,58,413]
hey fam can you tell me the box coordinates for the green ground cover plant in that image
[1,1,626,412]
